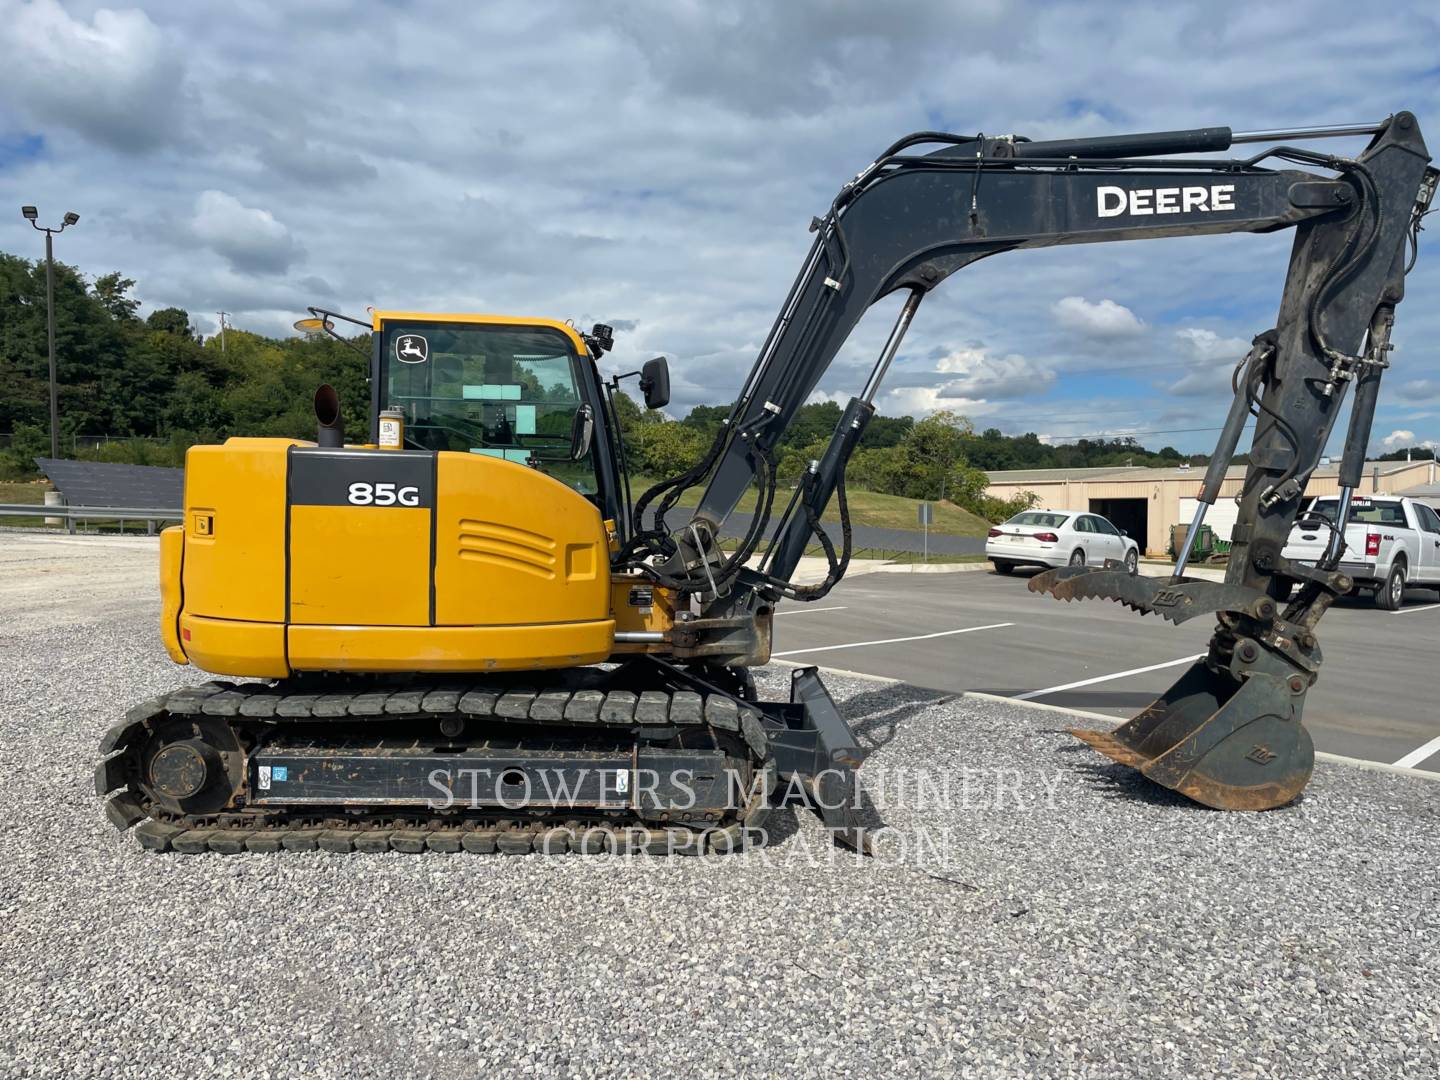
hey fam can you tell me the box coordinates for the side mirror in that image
[639,356,670,410]
[570,404,594,460]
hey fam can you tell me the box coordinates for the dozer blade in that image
[1028,566,1278,625]
[1067,656,1314,811]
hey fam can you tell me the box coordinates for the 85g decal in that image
[347,481,420,507]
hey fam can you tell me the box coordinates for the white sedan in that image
[986,509,1139,575]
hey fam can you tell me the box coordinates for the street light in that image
[22,206,80,459]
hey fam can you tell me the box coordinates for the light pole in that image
[21,206,80,459]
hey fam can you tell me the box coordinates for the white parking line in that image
[771,622,1012,657]
[1014,653,1204,701]
[1394,733,1440,770]
[773,606,848,617]
[1392,603,1440,616]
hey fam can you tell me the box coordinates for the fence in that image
[0,503,181,535]
[0,433,170,452]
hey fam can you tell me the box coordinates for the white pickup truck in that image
[1282,494,1440,609]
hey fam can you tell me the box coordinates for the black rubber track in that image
[98,680,776,855]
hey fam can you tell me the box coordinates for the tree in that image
[889,410,975,500]
[91,272,139,321]
[783,400,842,449]
[861,413,913,449]
[0,245,1223,486]
[1378,445,1436,461]
[146,307,198,340]
[680,403,731,440]
[631,421,706,477]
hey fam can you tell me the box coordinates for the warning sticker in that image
[272,766,288,783]
[614,770,629,795]
[257,766,272,791]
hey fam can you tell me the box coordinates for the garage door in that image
[1179,497,1240,544]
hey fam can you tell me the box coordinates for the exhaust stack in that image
[314,384,343,448]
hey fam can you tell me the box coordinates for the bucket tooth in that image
[1067,728,1148,769]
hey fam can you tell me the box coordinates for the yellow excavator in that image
[98,114,1434,853]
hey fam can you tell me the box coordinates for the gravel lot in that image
[2,536,1438,1078]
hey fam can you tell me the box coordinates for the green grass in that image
[630,477,992,537]
[0,480,49,505]
[0,480,52,528]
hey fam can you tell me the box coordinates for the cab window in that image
[382,322,596,495]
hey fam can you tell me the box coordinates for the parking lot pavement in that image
[773,566,1440,772]
[3,532,1438,1078]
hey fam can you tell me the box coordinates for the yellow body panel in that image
[183,439,298,623]
[158,526,187,665]
[434,453,609,627]
[165,435,615,677]
[289,504,431,626]
[288,622,613,673]
[372,310,591,357]
[179,613,289,678]
[610,575,677,635]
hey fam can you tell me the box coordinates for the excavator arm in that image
[621,113,1435,811]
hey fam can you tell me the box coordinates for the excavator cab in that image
[373,313,621,509]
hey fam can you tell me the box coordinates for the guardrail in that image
[0,507,986,557]
[0,503,181,535]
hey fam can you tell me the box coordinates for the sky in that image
[1,0,1438,455]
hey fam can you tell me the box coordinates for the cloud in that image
[881,385,990,417]
[255,138,378,188]
[0,0,186,153]
[189,191,301,274]
[1052,296,1144,339]
[612,2,1013,118]
[934,346,1054,399]
[1397,379,1440,403]
[1382,429,1416,449]
[0,0,1437,457]
[1167,327,1251,396]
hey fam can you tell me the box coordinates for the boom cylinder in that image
[1013,126,1231,160]
[766,289,925,584]
[1174,356,1257,578]
[767,397,874,583]
[1339,306,1393,490]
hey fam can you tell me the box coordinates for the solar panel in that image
[34,458,183,509]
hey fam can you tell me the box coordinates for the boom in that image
[619,112,1435,811]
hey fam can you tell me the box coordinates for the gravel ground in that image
[2,536,1438,1078]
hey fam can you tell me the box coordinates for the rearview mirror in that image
[570,404,594,460]
[639,356,670,410]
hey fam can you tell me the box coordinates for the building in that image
[984,459,1440,557]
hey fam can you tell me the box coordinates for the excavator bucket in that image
[1029,567,1315,811]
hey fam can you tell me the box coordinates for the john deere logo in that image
[395,334,428,364]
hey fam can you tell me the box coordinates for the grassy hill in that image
[631,477,991,536]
